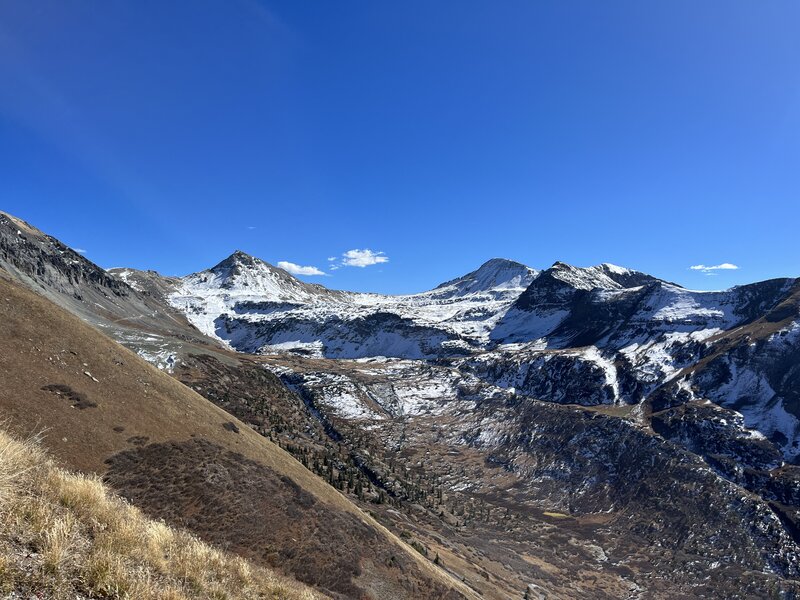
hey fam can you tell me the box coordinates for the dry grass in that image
[541,511,570,519]
[0,428,324,599]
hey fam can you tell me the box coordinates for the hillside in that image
[0,426,321,599]
[3,210,800,597]
[0,211,223,372]
[0,270,471,600]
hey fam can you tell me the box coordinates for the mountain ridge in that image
[0,265,474,600]
[4,210,800,598]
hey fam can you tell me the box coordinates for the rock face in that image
[0,211,136,316]
[0,211,218,372]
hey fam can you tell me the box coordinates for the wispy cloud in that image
[689,263,739,274]
[246,226,257,230]
[340,249,389,268]
[277,261,326,276]
[74,248,87,254]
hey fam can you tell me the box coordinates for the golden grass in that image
[0,428,324,599]
[541,511,570,519]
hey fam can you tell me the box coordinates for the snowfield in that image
[164,250,800,462]
[169,253,537,356]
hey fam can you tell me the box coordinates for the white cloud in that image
[689,263,739,273]
[74,248,87,254]
[277,261,326,276]
[247,226,257,230]
[340,248,389,268]
[327,256,337,262]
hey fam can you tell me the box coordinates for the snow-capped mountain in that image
[162,249,800,463]
[426,257,537,299]
[181,250,345,302]
[167,252,537,357]
[5,211,800,597]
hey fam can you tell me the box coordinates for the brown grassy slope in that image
[0,271,472,600]
[0,428,322,600]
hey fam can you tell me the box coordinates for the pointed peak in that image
[474,257,531,272]
[228,249,259,263]
[481,257,523,266]
[180,248,343,303]
[599,262,631,275]
[548,261,580,274]
[212,250,271,272]
[432,257,537,297]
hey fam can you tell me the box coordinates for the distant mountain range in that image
[2,209,800,598]
[102,240,800,465]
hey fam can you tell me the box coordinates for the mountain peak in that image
[213,250,266,270]
[199,251,301,293]
[432,258,537,298]
[599,262,631,275]
[1,211,53,243]
[543,261,662,290]
[178,249,346,309]
[230,249,252,260]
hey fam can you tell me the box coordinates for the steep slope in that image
[0,427,323,599]
[0,270,472,600]
[650,281,800,459]
[175,250,348,312]
[477,270,800,462]
[495,262,794,346]
[261,353,800,599]
[0,211,220,372]
[6,211,800,597]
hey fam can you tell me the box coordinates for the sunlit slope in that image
[0,427,323,600]
[0,270,471,600]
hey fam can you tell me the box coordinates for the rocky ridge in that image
[3,211,800,598]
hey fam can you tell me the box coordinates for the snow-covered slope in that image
[180,250,342,302]
[164,249,800,462]
[427,258,537,299]
[495,265,795,348]
[168,254,537,357]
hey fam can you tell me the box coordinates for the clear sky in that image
[1,1,798,294]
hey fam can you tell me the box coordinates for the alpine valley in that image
[2,209,799,599]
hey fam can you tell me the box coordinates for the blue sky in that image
[1,1,798,294]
